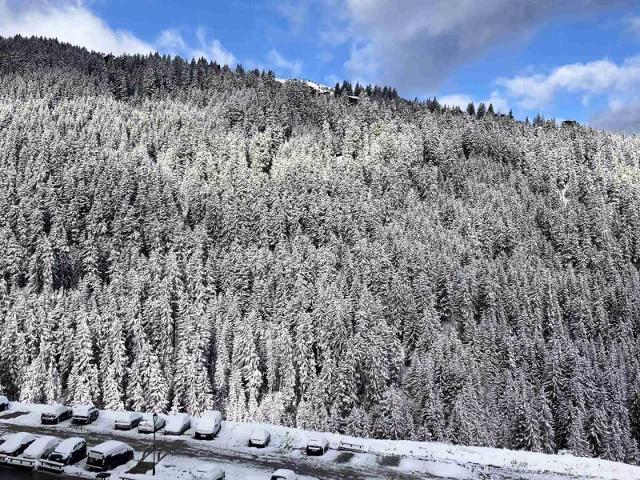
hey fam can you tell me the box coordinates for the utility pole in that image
[152,412,158,476]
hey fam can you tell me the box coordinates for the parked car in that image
[248,428,270,448]
[0,396,9,412]
[114,411,143,430]
[47,437,87,465]
[85,440,133,472]
[41,405,72,425]
[165,413,191,436]
[6,435,59,468]
[0,432,36,459]
[270,469,297,480]
[193,464,226,479]
[306,437,329,456]
[139,415,166,434]
[194,410,221,440]
[72,404,99,425]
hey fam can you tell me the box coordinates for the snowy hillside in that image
[1,36,640,475]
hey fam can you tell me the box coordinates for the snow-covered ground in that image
[1,402,639,480]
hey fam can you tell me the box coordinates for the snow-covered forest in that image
[1,36,640,464]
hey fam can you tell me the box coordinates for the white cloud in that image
[0,0,153,55]
[440,91,509,113]
[591,101,640,133]
[331,0,633,93]
[157,27,237,66]
[156,28,187,53]
[344,41,378,85]
[268,49,303,77]
[191,27,237,66]
[497,57,640,109]
[0,1,239,66]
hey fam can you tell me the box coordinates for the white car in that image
[248,428,270,448]
[139,415,166,433]
[0,396,8,412]
[114,411,143,430]
[6,435,59,468]
[194,410,221,440]
[270,469,297,480]
[194,464,226,479]
[164,413,191,435]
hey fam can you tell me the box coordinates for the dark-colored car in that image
[72,405,99,425]
[86,441,134,472]
[305,437,329,456]
[41,405,73,425]
[0,432,36,457]
[0,396,9,412]
[47,437,87,465]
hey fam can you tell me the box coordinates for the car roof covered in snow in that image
[250,428,269,440]
[0,432,35,453]
[0,396,8,404]
[166,414,190,427]
[89,440,132,456]
[195,464,224,474]
[72,404,95,416]
[115,411,143,422]
[197,415,219,428]
[23,436,59,458]
[43,404,71,415]
[307,437,328,447]
[55,437,85,454]
[272,469,296,480]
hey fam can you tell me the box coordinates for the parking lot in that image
[0,405,433,480]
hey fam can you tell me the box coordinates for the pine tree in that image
[476,103,487,119]
[466,102,476,116]
[67,310,99,405]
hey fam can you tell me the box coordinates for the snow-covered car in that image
[194,410,221,440]
[85,440,133,472]
[46,437,87,465]
[270,469,297,480]
[138,415,166,434]
[41,404,72,425]
[114,411,143,430]
[6,435,59,468]
[248,428,270,448]
[72,404,99,425]
[164,413,191,436]
[193,464,226,479]
[0,395,9,412]
[0,432,36,460]
[305,437,329,456]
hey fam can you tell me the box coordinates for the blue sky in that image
[1,0,640,132]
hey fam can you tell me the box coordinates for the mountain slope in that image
[1,36,640,466]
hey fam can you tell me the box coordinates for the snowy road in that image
[0,422,441,480]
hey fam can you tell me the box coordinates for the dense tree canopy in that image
[2,36,640,464]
